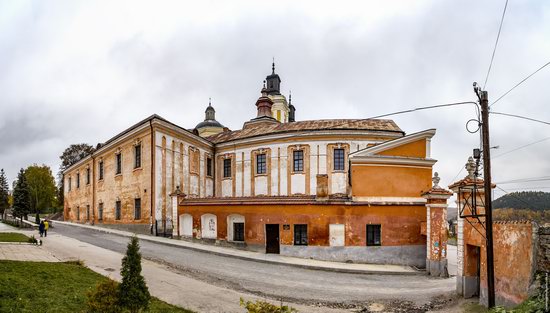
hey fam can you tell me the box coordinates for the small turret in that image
[195,99,226,137]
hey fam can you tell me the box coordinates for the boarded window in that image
[98,203,103,221]
[333,148,345,171]
[233,222,244,241]
[293,150,304,172]
[76,173,80,188]
[367,224,381,246]
[294,224,308,246]
[99,161,104,180]
[86,168,90,185]
[115,201,121,220]
[206,157,212,177]
[68,177,72,191]
[134,198,141,220]
[256,153,266,174]
[223,159,231,178]
[76,207,80,220]
[189,149,200,174]
[134,144,141,168]
[115,153,122,175]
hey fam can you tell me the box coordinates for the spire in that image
[265,60,281,95]
[205,98,215,120]
[272,57,275,74]
[288,90,296,123]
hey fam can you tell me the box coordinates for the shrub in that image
[119,236,151,313]
[28,235,37,244]
[240,298,298,313]
[86,280,122,313]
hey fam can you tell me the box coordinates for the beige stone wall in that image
[64,158,94,222]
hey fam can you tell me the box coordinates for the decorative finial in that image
[208,97,212,107]
[272,57,275,74]
[263,80,266,89]
[432,172,440,188]
[289,90,292,103]
[466,156,476,179]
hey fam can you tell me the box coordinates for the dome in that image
[195,119,224,129]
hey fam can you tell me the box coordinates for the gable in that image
[350,129,435,160]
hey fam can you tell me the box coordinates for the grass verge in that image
[0,232,30,243]
[0,260,194,313]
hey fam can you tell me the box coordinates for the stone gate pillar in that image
[423,172,453,277]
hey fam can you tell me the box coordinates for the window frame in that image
[115,153,122,175]
[68,177,72,191]
[333,148,345,171]
[256,153,267,175]
[134,198,141,220]
[294,224,308,246]
[134,144,141,169]
[115,200,121,220]
[86,168,90,185]
[223,158,232,178]
[366,224,381,246]
[98,203,103,221]
[293,150,304,173]
[76,172,80,189]
[98,160,104,181]
[206,157,213,177]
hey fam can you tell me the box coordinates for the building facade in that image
[64,65,443,266]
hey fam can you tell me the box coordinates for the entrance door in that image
[265,224,280,254]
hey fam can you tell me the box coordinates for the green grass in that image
[0,260,194,313]
[0,232,30,242]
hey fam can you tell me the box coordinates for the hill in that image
[493,191,550,211]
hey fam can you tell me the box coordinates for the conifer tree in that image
[119,236,150,313]
[12,168,31,222]
[0,169,9,215]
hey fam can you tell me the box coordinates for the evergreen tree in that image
[0,169,9,215]
[119,236,150,313]
[12,168,31,221]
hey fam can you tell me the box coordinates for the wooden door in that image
[265,224,280,254]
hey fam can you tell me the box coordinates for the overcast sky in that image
[1,0,549,198]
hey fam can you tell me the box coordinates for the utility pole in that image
[479,89,496,308]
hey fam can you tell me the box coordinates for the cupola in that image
[194,99,225,137]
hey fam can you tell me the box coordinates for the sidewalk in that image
[52,220,419,275]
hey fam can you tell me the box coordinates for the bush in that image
[119,236,151,313]
[86,280,122,313]
[240,298,297,313]
[28,235,37,244]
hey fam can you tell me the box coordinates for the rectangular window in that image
[294,224,308,246]
[293,150,304,172]
[366,224,381,246]
[115,153,122,175]
[206,157,212,177]
[115,201,121,220]
[98,203,103,221]
[99,161,104,180]
[134,198,141,220]
[256,153,266,174]
[86,168,90,185]
[333,148,345,171]
[76,173,80,188]
[233,222,244,241]
[134,144,141,168]
[76,207,80,220]
[68,177,72,191]
[223,158,231,178]
[86,205,90,221]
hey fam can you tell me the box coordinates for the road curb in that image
[53,221,423,276]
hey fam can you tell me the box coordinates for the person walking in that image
[44,220,49,237]
[38,221,45,237]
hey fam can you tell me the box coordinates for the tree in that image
[119,236,150,313]
[25,165,57,214]
[0,169,9,215]
[12,169,31,221]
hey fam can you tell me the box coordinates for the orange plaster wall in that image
[463,222,534,305]
[179,203,426,247]
[377,139,426,158]
[351,165,432,197]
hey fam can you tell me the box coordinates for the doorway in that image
[265,224,280,254]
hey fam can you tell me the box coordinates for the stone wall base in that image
[426,258,448,277]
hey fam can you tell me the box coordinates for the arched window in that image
[179,214,193,237]
[227,214,245,242]
[201,214,217,239]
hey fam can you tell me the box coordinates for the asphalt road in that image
[51,223,455,308]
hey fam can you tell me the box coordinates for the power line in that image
[495,186,537,209]
[363,101,478,121]
[496,176,550,184]
[491,111,550,126]
[492,136,550,159]
[483,0,509,90]
[491,60,550,107]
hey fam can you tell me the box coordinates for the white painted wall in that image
[329,224,345,246]
[179,213,193,237]
[221,180,232,197]
[255,176,268,195]
[201,213,217,239]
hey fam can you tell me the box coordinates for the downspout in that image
[92,154,95,225]
[150,120,155,235]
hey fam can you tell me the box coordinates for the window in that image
[76,173,80,188]
[333,148,345,171]
[115,153,122,175]
[367,224,381,246]
[134,198,141,220]
[115,201,121,220]
[86,205,90,221]
[233,222,244,241]
[76,207,80,220]
[98,161,104,180]
[86,168,90,185]
[68,177,72,191]
[294,224,308,245]
[134,144,141,168]
[223,158,231,178]
[206,157,212,177]
[293,150,304,172]
[256,153,266,174]
[98,203,103,221]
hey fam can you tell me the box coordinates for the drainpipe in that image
[150,120,155,235]
[92,154,95,225]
